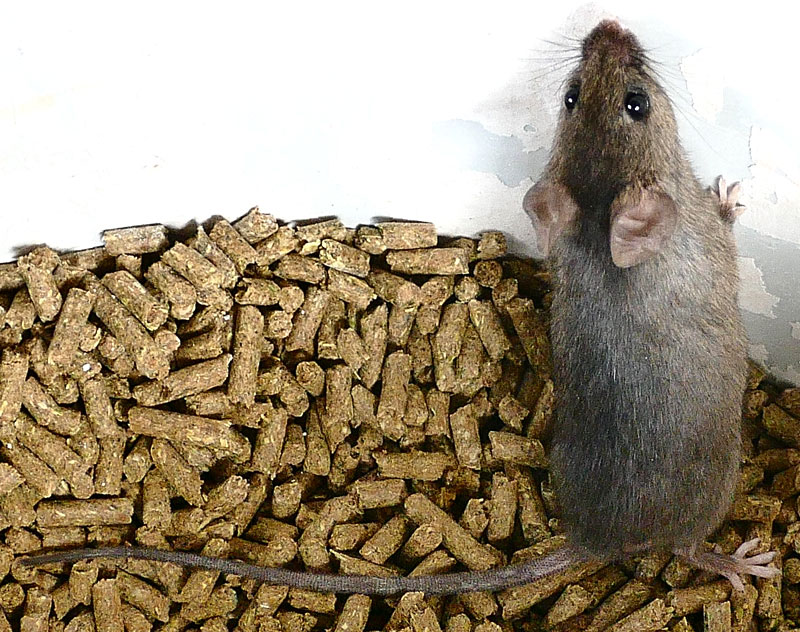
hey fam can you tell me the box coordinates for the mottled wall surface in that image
[0,3,796,382]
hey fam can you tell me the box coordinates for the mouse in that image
[20,19,778,596]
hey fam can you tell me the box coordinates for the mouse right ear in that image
[523,181,579,257]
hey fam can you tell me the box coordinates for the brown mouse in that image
[21,19,778,595]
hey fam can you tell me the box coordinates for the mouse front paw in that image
[711,175,746,224]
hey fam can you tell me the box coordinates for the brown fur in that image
[527,19,747,558]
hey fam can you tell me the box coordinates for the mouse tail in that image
[20,545,583,596]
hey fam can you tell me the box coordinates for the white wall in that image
[0,2,797,382]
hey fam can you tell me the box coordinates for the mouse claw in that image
[712,175,746,223]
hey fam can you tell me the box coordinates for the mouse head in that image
[525,19,679,268]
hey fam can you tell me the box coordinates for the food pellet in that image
[0,210,793,631]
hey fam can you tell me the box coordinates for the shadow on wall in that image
[737,225,800,386]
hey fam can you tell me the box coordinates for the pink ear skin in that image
[523,181,579,257]
[609,186,678,268]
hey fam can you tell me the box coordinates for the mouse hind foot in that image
[676,538,780,592]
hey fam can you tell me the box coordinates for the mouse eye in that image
[624,91,649,121]
[564,86,579,112]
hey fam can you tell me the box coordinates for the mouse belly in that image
[548,334,744,557]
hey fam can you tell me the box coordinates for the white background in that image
[0,1,798,381]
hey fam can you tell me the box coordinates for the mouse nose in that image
[582,19,642,66]
[595,19,625,37]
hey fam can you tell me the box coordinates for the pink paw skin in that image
[711,175,746,224]
[677,537,781,592]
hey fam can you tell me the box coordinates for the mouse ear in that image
[523,181,579,257]
[609,186,678,268]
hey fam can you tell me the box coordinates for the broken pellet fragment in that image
[326,268,376,311]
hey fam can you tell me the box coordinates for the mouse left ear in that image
[609,185,678,268]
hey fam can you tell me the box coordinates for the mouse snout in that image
[582,19,643,67]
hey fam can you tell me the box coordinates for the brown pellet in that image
[250,403,289,478]
[255,225,299,266]
[161,241,224,290]
[487,473,518,542]
[506,297,551,376]
[228,305,264,406]
[190,226,239,289]
[17,246,62,322]
[323,365,353,450]
[36,498,133,527]
[333,594,371,632]
[449,403,482,470]
[134,353,232,407]
[296,218,347,253]
[235,278,280,305]
[144,260,197,320]
[0,348,28,425]
[14,413,93,498]
[103,225,168,255]
[377,222,437,249]
[360,514,410,565]
[404,493,502,571]
[374,451,451,480]
[319,239,371,277]
[285,286,330,354]
[386,247,469,275]
[488,431,547,468]
[377,351,412,441]
[47,287,95,370]
[326,268,376,311]
[233,207,279,243]
[129,407,250,463]
[275,253,326,284]
[102,270,169,331]
[358,302,388,388]
[85,275,170,379]
[210,218,260,274]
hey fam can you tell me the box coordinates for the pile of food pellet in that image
[0,207,797,632]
